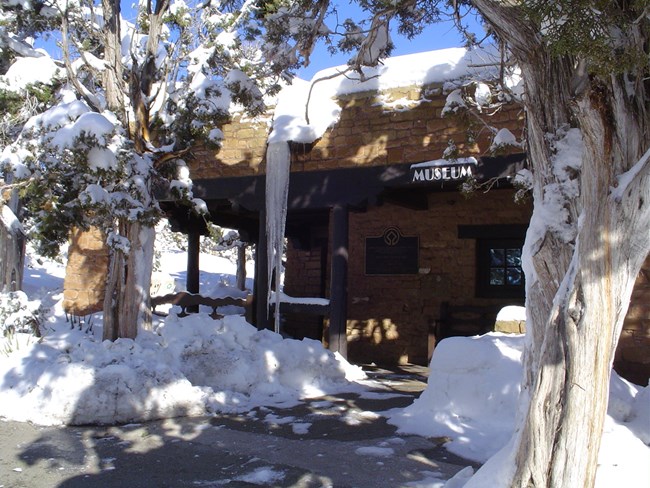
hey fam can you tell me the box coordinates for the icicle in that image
[265,141,291,334]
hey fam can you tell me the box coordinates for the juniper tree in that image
[0,0,338,339]
[463,2,649,487]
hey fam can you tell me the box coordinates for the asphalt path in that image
[0,366,478,488]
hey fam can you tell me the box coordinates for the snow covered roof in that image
[306,46,502,95]
[270,45,513,144]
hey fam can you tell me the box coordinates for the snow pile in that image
[268,78,341,143]
[489,128,522,152]
[526,126,583,251]
[389,333,650,487]
[495,305,526,322]
[0,312,361,426]
[308,46,503,98]
[1,243,360,431]
[159,314,359,398]
[0,290,42,336]
[389,334,524,462]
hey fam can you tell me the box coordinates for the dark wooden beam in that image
[381,189,429,210]
[254,207,271,331]
[329,204,349,358]
[458,224,529,239]
[186,229,201,313]
[187,154,526,213]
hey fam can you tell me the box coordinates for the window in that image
[477,239,525,298]
[458,225,527,300]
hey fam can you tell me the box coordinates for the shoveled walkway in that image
[0,365,478,488]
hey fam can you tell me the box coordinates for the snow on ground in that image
[234,466,285,485]
[1,245,649,487]
[388,333,650,487]
[0,248,365,426]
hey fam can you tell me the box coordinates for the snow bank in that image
[0,314,362,426]
[389,333,524,462]
[389,333,650,487]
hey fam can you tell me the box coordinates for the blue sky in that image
[296,5,484,79]
[34,1,483,81]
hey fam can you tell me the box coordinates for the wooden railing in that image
[151,292,253,320]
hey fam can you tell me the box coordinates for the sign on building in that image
[365,227,419,275]
[410,157,477,183]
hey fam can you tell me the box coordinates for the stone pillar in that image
[63,227,109,316]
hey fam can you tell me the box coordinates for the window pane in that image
[490,268,505,285]
[490,248,505,266]
[506,248,522,267]
[507,268,523,286]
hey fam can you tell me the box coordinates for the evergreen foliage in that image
[524,0,649,75]
[0,290,42,337]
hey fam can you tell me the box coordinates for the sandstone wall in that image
[187,114,271,179]
[345,190,531,365]
[186,83,524,178]
[283,190,533,365]
[282,244,327,341]
[615,255,650,385]
[63,227,109,316]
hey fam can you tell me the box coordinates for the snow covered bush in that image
[0,290,42,337]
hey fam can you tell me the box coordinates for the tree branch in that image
[304,67,353,123]
[611,146,650,203]
[60,15,102,112]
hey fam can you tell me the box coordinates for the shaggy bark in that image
[0,199,25,292]
[101,0,125,123]
[472,1,650,486]
[103,220,155,340]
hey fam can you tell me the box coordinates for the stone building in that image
[163,49,529,365]
[66,47,649,384]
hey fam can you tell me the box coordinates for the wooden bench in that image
[434,301,504,340]
[151,292,253,320]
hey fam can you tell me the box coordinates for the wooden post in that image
[329,204,348,358]
[254,208,271,330]
[186,229,200,312]
[236,244,247,291]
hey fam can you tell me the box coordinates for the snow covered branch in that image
[611,146,650,203]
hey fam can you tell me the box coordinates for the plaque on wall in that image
[365,227,419,275]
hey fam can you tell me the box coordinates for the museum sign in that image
[410,157,478,183]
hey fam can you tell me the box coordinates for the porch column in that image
[254,208,271,330]
[329,204,349,358]
[186,229,200,312]
[186,229,201,294]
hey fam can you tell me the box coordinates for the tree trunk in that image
[0,184,25,292]
[470,2,650,487]
[99,0,159,341]
[101,0,125,122]
[0,204,25,292]
[103,220,155,340]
